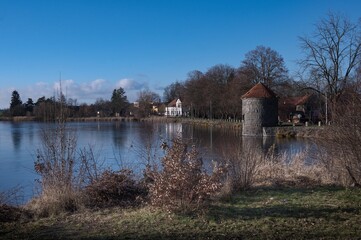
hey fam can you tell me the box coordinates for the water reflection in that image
[1,121,316,203]
[112,121,126,147]
[136,122,165,167]
[165,123,182,139]
[28,122,34,143]
[241,136,276,155]
[11,123,22,151]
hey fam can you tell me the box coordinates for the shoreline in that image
[0,115,327,138]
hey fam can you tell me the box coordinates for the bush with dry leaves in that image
[146,137,226,213]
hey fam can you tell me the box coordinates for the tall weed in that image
[222,142,263,192]
[221,141,335,191]
[255,149,335,187]
[29,123,82,216]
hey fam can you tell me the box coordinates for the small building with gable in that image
[165,98,183,117]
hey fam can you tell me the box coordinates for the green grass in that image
[1,186,361,239]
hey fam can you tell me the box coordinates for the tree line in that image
[3,86,164,120]
[164,13,361,122]
[3,13,361,122]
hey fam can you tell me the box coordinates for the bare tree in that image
[163,81,185,103]
[183,66,237,119]
[321,90,361,187]
[299,13,361,108]
[184,70,205,118]
[205,64,235,85]
[204,64,235,119]
[224,78,244,119]
[241,46,288,87]
[136,89,161,117]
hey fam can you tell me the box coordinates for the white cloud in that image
[81,79,106,93]
[114,78,152,103]
[116,78,147,90]
[51,79,112,102]
[0,77,162,108]
[0,79,112,108]
[53,79,74,93]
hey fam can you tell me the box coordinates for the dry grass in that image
[255,150,336,188]
[222,142,263,193]
[26,186,83,218]
[2,187,361,239]
[0,186,29,223]
[221,142,336,198]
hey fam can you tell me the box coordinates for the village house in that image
[165,98,183,117]
[278,94,320,123]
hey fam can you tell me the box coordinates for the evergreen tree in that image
[10,90,22,109]
[25,98,34,113]
[111,87,129,116]
[10,90,25,116]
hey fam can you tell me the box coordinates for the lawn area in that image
[1,186,361,239]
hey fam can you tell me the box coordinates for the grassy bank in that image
[1,186,360,239]
[144,116,243,129]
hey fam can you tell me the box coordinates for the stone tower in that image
[241,83,278,136]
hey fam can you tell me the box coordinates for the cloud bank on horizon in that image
[0,78,154,108]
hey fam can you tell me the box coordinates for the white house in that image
[165,99,182,117]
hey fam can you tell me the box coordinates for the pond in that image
[0,121,315,203]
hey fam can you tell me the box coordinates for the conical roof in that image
[241,83,277,99]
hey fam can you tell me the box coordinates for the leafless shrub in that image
[129,122,164,169]
[27,122,83,217]
[222,142,263,193]
[28,120,149,216]
[146,137,226,213]
[309,143,348,186]
[78,145,106,186]
[34,123,77,190]
[319,95,361,187]
[83,169,147,208]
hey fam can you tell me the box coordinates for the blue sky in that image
[0,0,360,108]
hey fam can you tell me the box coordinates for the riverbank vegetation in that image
[1,12,361,239]
[2,121,361,238]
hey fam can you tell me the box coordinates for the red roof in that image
[281,95,310,106]
[241,83,277,99]
[167,99,178,107]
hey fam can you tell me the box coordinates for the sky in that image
[0,0,361,108]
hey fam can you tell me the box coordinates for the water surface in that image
[0,121,314,202]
